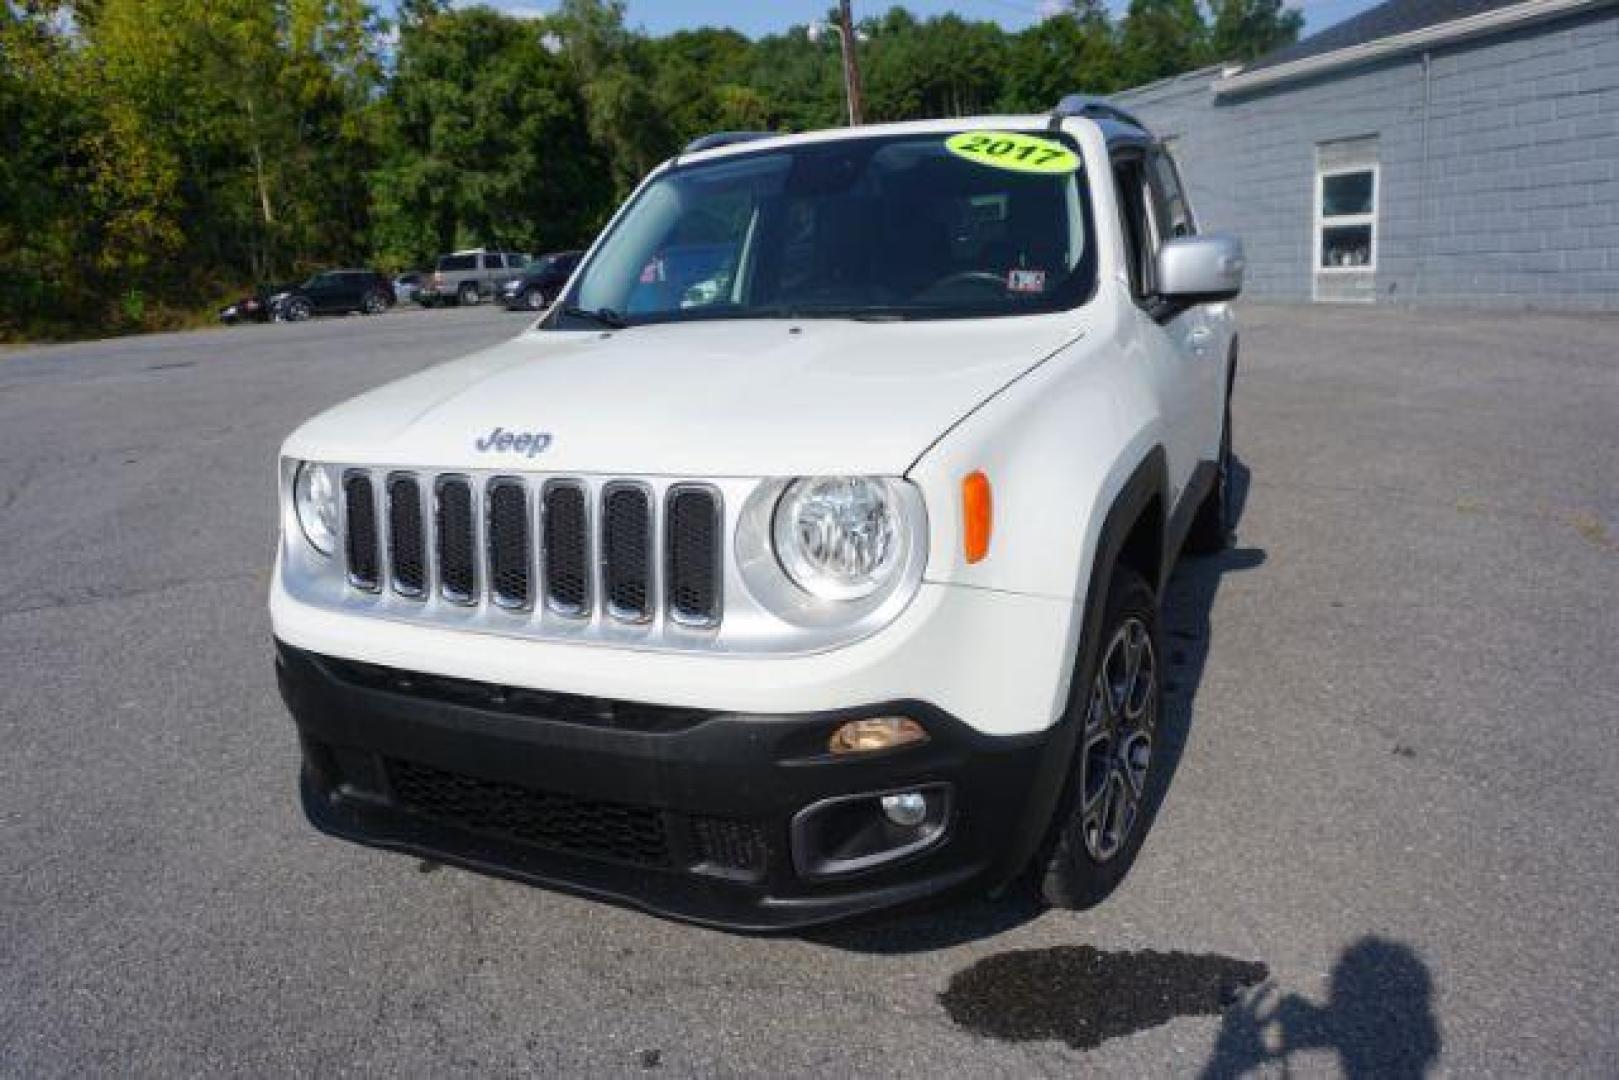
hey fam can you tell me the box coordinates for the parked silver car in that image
[416,250,529,306]
[392,271,424,305]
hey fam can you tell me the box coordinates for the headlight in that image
[293,462,338,556]
[772,477,906,600]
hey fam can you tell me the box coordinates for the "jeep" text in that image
[474,426,553,457]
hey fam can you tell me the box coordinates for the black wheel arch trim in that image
[991,446,1170,889]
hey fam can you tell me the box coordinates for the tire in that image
[457,282,480,306]
[522,286,546,311]
[283,298,313,322]
[361,290,387,315]
[1037,565,1164,910]
[1183,387,1233,555]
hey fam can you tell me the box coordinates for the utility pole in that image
[837,0,865,126]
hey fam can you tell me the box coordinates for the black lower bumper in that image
[275,641,1074,930]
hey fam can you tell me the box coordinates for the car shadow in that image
[810,457,1263,955]
[1201,936,1442,1079]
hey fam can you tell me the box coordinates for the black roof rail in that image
[682,131,778,154]
[1050,94,1149,133]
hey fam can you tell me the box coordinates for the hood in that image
[282,316,1086,477]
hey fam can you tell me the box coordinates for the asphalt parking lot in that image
[2,302,1615,1076]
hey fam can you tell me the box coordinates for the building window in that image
[1315,165,1378,272]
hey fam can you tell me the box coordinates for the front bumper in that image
[277,641,1075,930]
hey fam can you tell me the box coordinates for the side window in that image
[1146,148,1194,240]
[1111,155,1156,302]
[482,254,501,270]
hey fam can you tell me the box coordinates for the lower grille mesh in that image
[388,759,671,868]
[691,816,769,876]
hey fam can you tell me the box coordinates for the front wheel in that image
[1038,565,1164,910]
[522,286,547,311]
[361,290,387,315]
[457,282,480,306]
[281,298,313,322]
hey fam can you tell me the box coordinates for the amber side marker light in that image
[963,471,993,564]
[829,717,929,755]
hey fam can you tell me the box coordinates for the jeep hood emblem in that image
[474,426,553,458]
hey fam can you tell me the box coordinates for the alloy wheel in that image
[1078,616,1157,863]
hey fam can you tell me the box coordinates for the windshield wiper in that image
[561,305,628,329]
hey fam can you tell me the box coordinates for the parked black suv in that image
[273,270,396,321]
[499,250,584,312]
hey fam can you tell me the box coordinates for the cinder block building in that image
[1114,0,1619,308]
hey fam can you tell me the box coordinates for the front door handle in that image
[1186,325,1214,355]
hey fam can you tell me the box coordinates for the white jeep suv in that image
[271,97,1244,929]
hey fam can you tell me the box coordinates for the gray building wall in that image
[1115,5,1619,310]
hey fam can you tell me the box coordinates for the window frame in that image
[1145,146,1197,243]
[1313,163,1379,278]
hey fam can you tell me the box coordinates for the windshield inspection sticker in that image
[945,132,1080,174]
[1008,269,1048,293]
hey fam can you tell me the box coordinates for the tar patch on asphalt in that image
[939,946,1268,1050]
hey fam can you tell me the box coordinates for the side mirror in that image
[1157,233,1244,303]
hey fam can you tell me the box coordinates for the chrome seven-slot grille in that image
[342,472,723,629]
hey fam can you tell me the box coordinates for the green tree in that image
[1119,0,1211,85]
[864,11,1007,120]
[647,27,763,144]
[0,3,102,337]
[553,0,672,199]
[1000,0,1123,111]
[1208,0,1303,62]
[369,4,603,267]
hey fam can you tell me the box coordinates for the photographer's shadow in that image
[1203,936,1441,1079]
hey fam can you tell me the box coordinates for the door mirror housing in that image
[1156,234,1244,303]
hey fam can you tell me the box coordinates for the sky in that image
[437,0,1384,41]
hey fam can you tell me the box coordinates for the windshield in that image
[555,130,1095,326]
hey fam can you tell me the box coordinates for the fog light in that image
[828,717,927,755]
[880,791,929,827]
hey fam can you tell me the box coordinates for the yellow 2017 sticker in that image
[945,131,1080,174]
